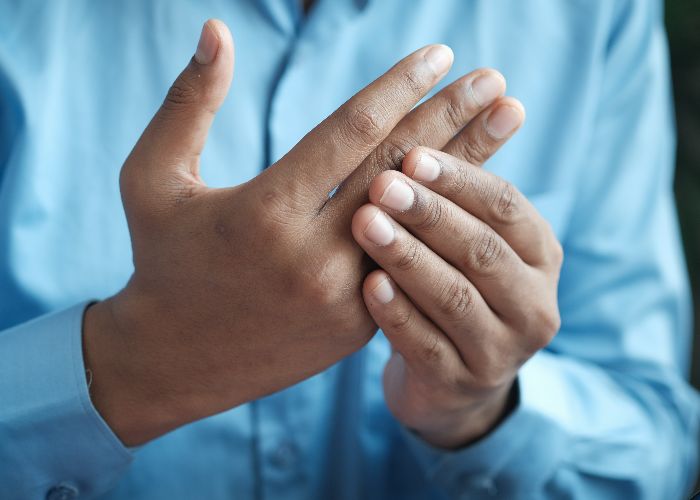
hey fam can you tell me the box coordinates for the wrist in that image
[82,295,185,446]
[415,381,517,450]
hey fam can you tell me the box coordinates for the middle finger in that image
[366,170,538,324]
[350,203,505,355]
[324,69,506,222]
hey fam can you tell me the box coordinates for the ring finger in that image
[351,204,505,360]
[366,170,540,325]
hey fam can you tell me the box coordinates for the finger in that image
[262,44,454,210]
[442,97,524,165]
[351,205,504,357]
[325,69,506,219]
[367,170,539,320]
[126,20,234,187]
[402,147,562,268]
[363,271,467,382]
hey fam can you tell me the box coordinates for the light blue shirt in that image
[1,0,698,498]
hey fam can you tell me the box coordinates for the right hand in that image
[84,19,511,446]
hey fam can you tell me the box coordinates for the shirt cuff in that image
[403,358,568,499]
[0,302,133,499]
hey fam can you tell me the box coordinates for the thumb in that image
[127,19,234,183]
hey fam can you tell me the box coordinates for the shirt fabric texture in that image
[0,0,698,499]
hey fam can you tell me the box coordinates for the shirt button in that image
[46,484,79,500]
[269,441,299,469]
[475,477,497,496]
[460,474,498,497]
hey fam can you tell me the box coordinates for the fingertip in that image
[422,44,454,78]
[206,19,234,53]
[351,203,380,240]
[482,68,506,89]
[363,270,395,306]
[205,18,224,33]
[364,269,391,292]
[401,148,420,178]
[352,204,395,247]
[402,147,441,183]
[469,69,506,107]
[368,170,407,204]
[437,44,455,67]
[194,19,234,70]
[485,97,526,140]
[499,96,526,119]
[194,21,219,65]
[493,97,526,127]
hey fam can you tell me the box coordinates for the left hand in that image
[351,110,563,448]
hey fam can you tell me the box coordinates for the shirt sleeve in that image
[0,303,133,499]
[404,1,700,498]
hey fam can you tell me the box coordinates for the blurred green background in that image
[666,0,700,389]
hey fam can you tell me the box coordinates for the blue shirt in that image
[1,0,698,498]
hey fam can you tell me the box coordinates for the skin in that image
[84,19,561,449]
[353,146,563,448]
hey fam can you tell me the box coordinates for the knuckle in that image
[524,304,561,351]
[260,188,288,214]
[418,330,444,365]
[374,137,416,171]
[442,87,468,130]
[458,136,492,166]
[250,187,307,234]
[163,78,199,110]
[490,181,521,225]
[542,307,562,338]
[395,239,424,272]
[414,196,446,233]
[401,66,427,97]
[387,306,414,334]
[438,278,475,321]
[302,253,355,309]
[466,228,504,274]
[446,164,472,198]
[343,103,385,145]
[550,238,565,268]
[530,219,563,269]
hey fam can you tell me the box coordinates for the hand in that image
[352,138,564,448]
[83,19,512,445]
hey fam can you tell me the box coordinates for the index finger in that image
[262,44,453,210]
[403,148,561,269]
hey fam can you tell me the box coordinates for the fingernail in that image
[379,180,414,211]
[195,22,219,65]
[486,105,523,139]
[411,153,440,182]
[424,45,453,76]
[371,277,394,304]
[470,73,505,107]
[364,211,395,246]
